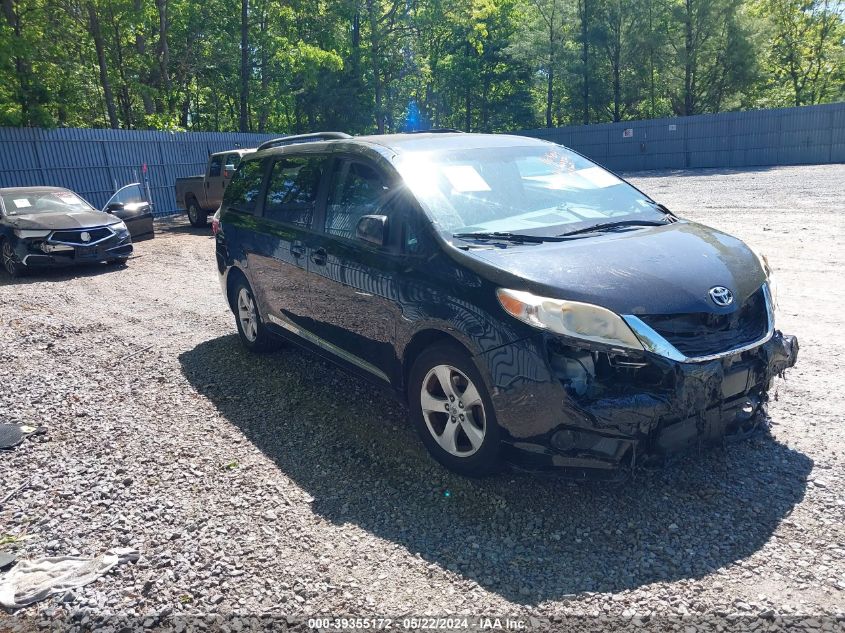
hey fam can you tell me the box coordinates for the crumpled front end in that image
[484,329,798,477]
[14,225,132,268]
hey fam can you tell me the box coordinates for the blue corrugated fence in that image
[0,103,842,217]
[0,128,275,217]
[516,102,845,172]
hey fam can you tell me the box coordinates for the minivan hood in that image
[4,211,119,230]
[460,222,766,315]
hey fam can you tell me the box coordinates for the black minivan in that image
[215,131,798,477]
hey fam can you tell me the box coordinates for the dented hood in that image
[459,221,766,316]
[3,210,119,230]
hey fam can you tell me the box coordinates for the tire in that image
[408,342,503,477]
[1,239,24,278]
[187,200,208,227]
[231,277,279,353]
[109,258,129,266]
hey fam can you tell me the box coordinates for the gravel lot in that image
[1,164,843,629]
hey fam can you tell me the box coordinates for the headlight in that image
[110,221,128,233]
[496,288,644,350]
[13,229,50,239]
[753,249,778,310]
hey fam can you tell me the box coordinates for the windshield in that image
[395,145,664,237]
[1,189,96,216]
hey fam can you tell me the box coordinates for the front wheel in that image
[187,201,207,227]
[232,278,278,353]
[1,239,23,278]
[408,343,502,477]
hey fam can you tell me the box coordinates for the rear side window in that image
[223,158,264,215]
[209,155,223,177]
[263,156,325,227]
[326,162,388,239]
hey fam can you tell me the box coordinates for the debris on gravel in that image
[0,165,843,626]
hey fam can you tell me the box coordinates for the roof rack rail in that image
[404,128,464,134]
[257,132,352,152]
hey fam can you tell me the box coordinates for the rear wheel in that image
[1,239,23,278]
[187,200,207,227]
[232,278,278,353]
[408,343,502,477]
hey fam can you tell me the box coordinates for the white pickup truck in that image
[175,149,254,227]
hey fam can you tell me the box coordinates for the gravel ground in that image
[1,164,843,629]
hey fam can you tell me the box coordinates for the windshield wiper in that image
[452,231,550,243]
[557,219,669,238]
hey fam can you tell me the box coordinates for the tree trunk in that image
[1,0,33,124]
[611,20,621,122]
[87,4,119,128]
[108,6,133,127]
[366,0,384,133]
[648,0,655,117]
[579,0,590,124]
[134,0,156,115]
[683,0,695,115]
[155,0,170,105]
[464,40,472,131]
[481,73,490,131]
[257,7,269,133]
[239,0,249,131]
[546,21,554,128]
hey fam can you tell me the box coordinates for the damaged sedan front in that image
[1,187,132,278]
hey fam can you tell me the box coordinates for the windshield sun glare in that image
[396,145,662,238]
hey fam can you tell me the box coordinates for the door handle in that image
[310,248,327,266]
[291,241,304,258]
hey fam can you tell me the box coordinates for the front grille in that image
[639,287,768,358]
[51,227,112,245]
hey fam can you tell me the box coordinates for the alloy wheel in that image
[420,364,486,457]
[188,204,198,224]
[2,241,16,275]
[237,287,258,343]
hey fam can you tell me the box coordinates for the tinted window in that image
[263,156,325,227]
[326,162,388,240]
[223,158,264,215]
[209,155,223,177]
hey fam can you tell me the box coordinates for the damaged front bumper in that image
[13,226,132,268]
[485,329,799,477]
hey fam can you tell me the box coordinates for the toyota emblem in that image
[709,286,734,307]
[80,232,91,242]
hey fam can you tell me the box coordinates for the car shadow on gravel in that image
[179,335,812,605]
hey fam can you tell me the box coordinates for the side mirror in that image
[105,202,125,213]
[355,215,388,247]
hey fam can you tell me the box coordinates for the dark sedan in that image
[0,187,132,278]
